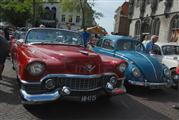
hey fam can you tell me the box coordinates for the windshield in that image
[26,29,83,46]
[116,40,145,52]
[162,45,179,55]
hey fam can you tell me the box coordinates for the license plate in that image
[81,95,97,102]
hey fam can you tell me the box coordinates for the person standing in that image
[0,35,9,80]
[142,34,149,48]
[81,27,91,48]
[145,35,158,54]
[172,65,179,110]
[3,27,10,41]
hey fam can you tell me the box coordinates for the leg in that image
[0,64,4,80]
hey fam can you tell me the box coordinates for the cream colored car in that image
[151,42,179,87]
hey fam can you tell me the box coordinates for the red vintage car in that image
[11,28,127,105]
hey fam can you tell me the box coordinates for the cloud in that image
[91,0,125,34]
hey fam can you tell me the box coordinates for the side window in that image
[152,45,161,55]
[96,38,103,47]
[102,39,114,50]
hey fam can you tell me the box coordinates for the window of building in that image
[170,15,179,42]
[51,7,56,20]
[136,0,140,7]
[76,16,80,23]
[68,15,73,23]
[146,0,151,5]
[135,20,141,40]
[61,15,65,22]
[152,18,160,36]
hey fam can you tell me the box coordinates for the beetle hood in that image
[116,51,164,82]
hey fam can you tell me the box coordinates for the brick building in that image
[114,2,129,35]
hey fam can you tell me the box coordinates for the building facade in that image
[114,2,129,35]
[38,0,95,30]
[129,0,179,42]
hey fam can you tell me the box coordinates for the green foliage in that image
[0,0,43,27]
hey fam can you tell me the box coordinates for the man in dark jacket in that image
[0,35,9,80]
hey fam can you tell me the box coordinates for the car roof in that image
[103,35,135,42]
[155,42,179,47]
[28,27,79,33]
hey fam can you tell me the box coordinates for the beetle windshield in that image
[116,40,145,52]
[162,45,179,55]
[26,29,83,46]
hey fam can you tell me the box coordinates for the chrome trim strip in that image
[20,89,60,103]
[19,73,118,84]
[136,52,158,80]
[70,87,102,92]
[128,80,169,87]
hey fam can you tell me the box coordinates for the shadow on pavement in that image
[128,87,179,103]
[0,75,21,105]
[25,95,170,120]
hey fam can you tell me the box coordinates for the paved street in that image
[0,60,179,120]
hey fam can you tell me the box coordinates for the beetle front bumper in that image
[128,79,172,89]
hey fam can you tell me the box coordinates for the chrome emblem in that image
[83,64,96,72]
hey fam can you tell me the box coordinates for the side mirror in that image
[16,39,24,45]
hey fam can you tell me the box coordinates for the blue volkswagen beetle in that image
[93,35,173,89]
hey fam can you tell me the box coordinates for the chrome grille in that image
[57,76,111,91]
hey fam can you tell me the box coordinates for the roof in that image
[155,42,179,47]
[104,35,134,42]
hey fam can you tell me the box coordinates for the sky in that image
[91,0,126,34]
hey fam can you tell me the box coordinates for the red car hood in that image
[25,44,103,74]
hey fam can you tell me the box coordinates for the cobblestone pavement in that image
[0,60,178,120]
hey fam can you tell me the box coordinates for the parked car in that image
[93,35,173,89]
[11,28,127,105]
[151,42,179,87]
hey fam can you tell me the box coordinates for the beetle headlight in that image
[117,63,127,73]
[27,62,45,76]
[132,67,141,77]
[164,68,171,78]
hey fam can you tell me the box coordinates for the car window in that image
[102,39,114,50]
[152,45,161,55]
[162,45,179,55]
[96,38,103,47]
[26,29,83,46]
[117,40,145,52]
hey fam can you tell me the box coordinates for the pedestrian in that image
[172,65,179,110]
[3,27,10,41]
[81,27,91,48]
[0,35,9,80]
[142,34,149,48]
[145,35,158,54]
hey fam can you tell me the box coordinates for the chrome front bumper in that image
[19,73,126,104]
[128,79,172,89]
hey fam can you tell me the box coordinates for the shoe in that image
[172,104,179,110]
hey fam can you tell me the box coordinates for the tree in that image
[61,0,103,28]
[0,0,43,27]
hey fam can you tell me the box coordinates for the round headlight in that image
[45,79,56,90]
[27,62,45,76]
[164,68,171,77]
[132,67,141,77]
[117,63,127,72]
[110,76,118,85]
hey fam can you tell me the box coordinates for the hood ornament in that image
[83,64,96,72]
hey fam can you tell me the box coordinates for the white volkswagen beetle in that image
[151,42,179,88]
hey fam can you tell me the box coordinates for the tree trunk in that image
[80,0,85,29]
